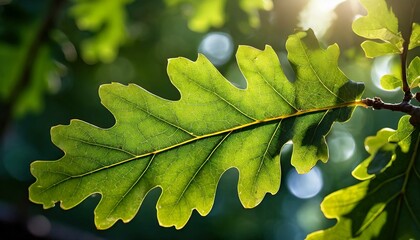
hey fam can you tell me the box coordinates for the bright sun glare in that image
[298,0,360,38]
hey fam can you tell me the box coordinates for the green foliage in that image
[380,74,401,91]
[307,116,420,239]
[0,17,37,101]
[70,0,272,62]
[71,0,133,63]
[408,56,420,88]
[14,0,417,238]
[0,2,56,118]
[14,46,55,117]
[239,0,273,28]
[352,0,403,58]
[307,0,420,238]
[165,0,272,32]
[29,30,364,230]
[351,128,396,180]
[165,0,227,32]
[409,23,420,49]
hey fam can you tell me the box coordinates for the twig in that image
[362,97,420,126]
[400,0,417,102]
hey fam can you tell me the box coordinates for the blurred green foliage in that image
[1,0,419,239]
[0,1,54,118]
[166,0,272,32]
[71,0,133,63]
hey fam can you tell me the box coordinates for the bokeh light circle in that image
[286,166,323,199]
[198,32,234,66]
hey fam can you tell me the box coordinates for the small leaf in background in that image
[409,23,420,50]
[408,56,420,88]
[380,74,400,91]
[71,0,132,64]
[166,0,226,32]
[359,40,401,58]
[307,116,420,239]
[376,50,402,91]
[29,30,364,230]
[352,0,403,57]
[351,128,396,180]
[239,0,273,28]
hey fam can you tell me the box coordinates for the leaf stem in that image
[400,0,417,102]
[401,40,411,100]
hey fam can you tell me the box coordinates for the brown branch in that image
[400,0,417,102]
[362,97,420,126]
[0,0,66,141]
[401,39,411,100]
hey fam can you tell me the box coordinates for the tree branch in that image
[400,0,417,102]
[362,97,420,126]
[0,0,66,141]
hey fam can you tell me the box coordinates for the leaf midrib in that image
[49,101,364,183]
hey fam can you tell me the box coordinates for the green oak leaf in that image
[408,56,420,88]
[307,116,420,239]
[380,74,401,91]
[409,23,420,50]
[351,128,396,180]
[71,0,132,64]
[29,30,364,230]
[359,40,401,58]
[352,0,403,58]
[165,0,272,32]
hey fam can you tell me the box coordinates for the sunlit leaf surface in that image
[352,0,403,58]
[352,128,397,180]
[408,56,420,89]
[307,116,420,239]
[409,23,420,50]
[29,30,364,230]
[380,74,401,91]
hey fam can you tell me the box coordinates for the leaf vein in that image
[251,120,282,193]
[107,90,197,137]
[403,195,420,228]
[175,132,232,205]
[66,136,137,157]
[254,67,298,111]
[106,154,156,219]
[297,39,344,102]
[180,72,258,121]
